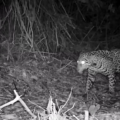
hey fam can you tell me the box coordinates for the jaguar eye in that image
[77,60,87,65]
[81,61,86,64]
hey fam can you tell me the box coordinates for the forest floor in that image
[0,55,120,120]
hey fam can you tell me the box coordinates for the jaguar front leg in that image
[86,69,96,93]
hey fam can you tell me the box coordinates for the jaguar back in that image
[77,50,115,75]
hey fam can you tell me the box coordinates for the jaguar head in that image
[77,52,99,74]
[77,53,91,74]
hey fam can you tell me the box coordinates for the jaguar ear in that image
[91,62,97,66]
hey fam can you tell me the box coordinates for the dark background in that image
[0,0,120,60]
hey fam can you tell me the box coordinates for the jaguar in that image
[77,49,120,93]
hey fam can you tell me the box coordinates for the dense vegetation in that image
[0,0,120,61]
